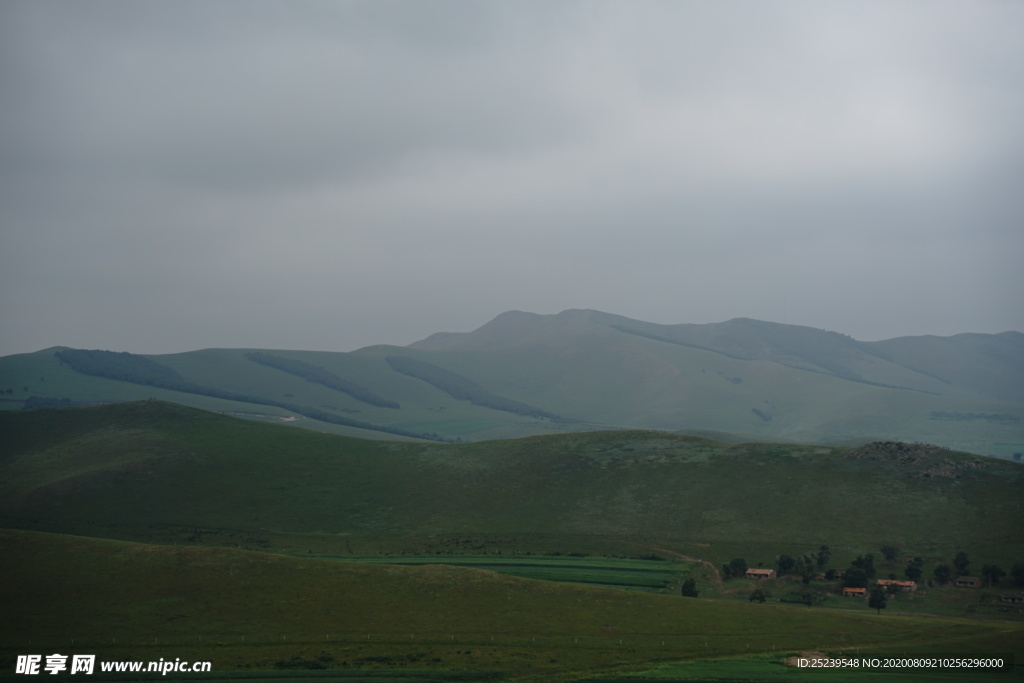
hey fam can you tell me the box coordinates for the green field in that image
[2,402,1024,680]
[2,530,1022,682]
[307,555,690,593]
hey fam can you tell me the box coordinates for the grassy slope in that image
[431,328,1023,454]
[1,402,1022,570]
[2,529,1021,681]
[3,315,1022,454]
[0,348,425,441]
[310,555,692,593]
[405,310,1024,453]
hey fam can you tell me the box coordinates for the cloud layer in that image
[2,0,1022,355]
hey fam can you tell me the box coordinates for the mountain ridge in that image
[409,309,1024,404]
[2,309,1021,456]
[410,309,1023,350]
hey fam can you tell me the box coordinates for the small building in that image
[746,568,776,580]
[954,576,982,588]
[877,579,917,592]
[842,587,867,597]
[1000,593,1024,604]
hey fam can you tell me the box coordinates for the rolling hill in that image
[3,402,1024,679]
[1,309,1021,456]
[2,401,1022,570]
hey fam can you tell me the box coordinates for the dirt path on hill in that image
[619,540,724,586]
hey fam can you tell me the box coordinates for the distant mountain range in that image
[1,309,1022,457]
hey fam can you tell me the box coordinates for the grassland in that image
[307,555,690,593]
[2,402,1022,572]
[3,402,1024,680]
[2,529,1021,682]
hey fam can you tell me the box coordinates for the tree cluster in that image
[869,549,1024,590]
[776,552,818,584]
[725,546,831,584]
[721,557,748,579]
[930,551,1013,588]
[729,542,1023,613]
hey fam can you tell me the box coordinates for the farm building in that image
[954,576,982,588]
[1001,593,1024,604]
[745,568,776,580]
[877,579,917,592]
[842,587,867,597]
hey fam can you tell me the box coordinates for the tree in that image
[953,551,970,577]
[868,587,888,615]
[681,578,699,597]
[797,557,814,585]
[816,545,831,569]
[905,557,924,582]
[981,565,1005,588]
[727,558,747,579]
[1012,563,1024,588]
[749,589,767,603]
[933,564,952,584]
[880,545,900,566]
[851,554,876,579]
[777,554,797,576]
[843,568,868,589]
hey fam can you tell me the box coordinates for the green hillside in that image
[2,529,1021,681]
[2,402,1021,570]
[1,310,1021,455]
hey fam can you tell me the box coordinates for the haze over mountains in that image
[2,309,1021,458]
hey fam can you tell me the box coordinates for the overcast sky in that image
[2,0,1022,357]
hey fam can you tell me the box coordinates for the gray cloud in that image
[2,0,1022,356]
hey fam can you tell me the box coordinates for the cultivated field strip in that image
[305,555,690,592]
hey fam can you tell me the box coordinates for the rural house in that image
[842,587,867,597]
[746,568,776,580]
[1000,593,1024,604]
[954,576,982,588]
[877,579,917,592]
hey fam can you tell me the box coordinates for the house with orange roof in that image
[745,568,776,580]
